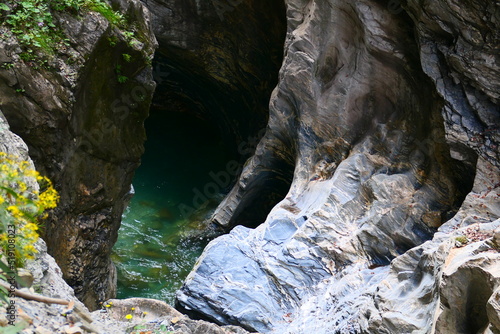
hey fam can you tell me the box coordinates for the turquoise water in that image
[112,110,235,304]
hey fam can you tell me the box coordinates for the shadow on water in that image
[112,109,236,304]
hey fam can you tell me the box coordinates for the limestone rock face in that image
[0,0,157,309]
[435,229,500,334]
[177,0,500,333]
[405,0,500,170]
[0,111,38,193]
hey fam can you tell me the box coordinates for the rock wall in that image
[0,0,157,309]
[177,0,500,333]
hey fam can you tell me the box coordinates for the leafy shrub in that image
[1,0,59,53]
[0,152,59,266]
[0,0,132,58]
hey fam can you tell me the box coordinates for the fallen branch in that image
[0,281,69,305]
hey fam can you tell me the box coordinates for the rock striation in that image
[0,0,157,309]
[177,0,500,333]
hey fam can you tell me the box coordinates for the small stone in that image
[492,228,500,248]
[17,269,34,288]
[34,326,53,334]
[0,308,8,326]
[18,308,33,324]
[64,326,83,334]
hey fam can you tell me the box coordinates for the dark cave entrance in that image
[112,0,288,302]
[112,58,283,303]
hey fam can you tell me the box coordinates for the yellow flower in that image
[25,223,38,231]
[104,304,111,308]
[0,153,58,270]
[7,205,22,218]
[131,307,135,311]
[38,187,59,209]
[23,244,36,253]
[125,314,133,320]
[19,161,30,170]
[25,169,38,178]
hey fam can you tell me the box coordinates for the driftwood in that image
[0,281,69,305]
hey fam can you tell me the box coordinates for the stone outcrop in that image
[0,111,38,191]
[0,0,157,309]
[0,113,32,164]
[177,0,500,333]
[1,0,498,332]
[93,297,252,334]
[435,225,500,334]
[405,0,500,170]
[5,239,102,334]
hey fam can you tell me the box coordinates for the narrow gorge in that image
[0,0,499,333]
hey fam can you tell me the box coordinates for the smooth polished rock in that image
[177,0,500,333]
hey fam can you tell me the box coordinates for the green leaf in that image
[0,3,10,11]
[0,319,29,334]
[0,260,19,282]
[0,186,19,199]
[0,285,9,304]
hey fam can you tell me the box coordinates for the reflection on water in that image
[112,110,234,304]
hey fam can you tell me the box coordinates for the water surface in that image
[112,110,234,304]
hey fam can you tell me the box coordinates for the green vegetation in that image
[455,235,468,245]
[1,0,58,53]
[108,35,119,47]
[122,53,132,62]
[131,323,173,334]
[0,153,59,262]
[0,153,59,303]
[82,0,126,26]
[115,64,129,83]
[117,75,129,83]
[0,0,135,60]
[0,63,14,70]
